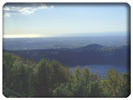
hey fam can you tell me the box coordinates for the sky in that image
[3,3,129,38]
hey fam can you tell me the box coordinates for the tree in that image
[100,70,130,97]
[33,58,52,97]
[74,66,81,81]
[3,53,33,97]
[82,66,90,85]
[3,52,130,97]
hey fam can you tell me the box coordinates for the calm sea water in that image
[70,64,129,74]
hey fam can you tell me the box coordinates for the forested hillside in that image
[6,44,129,66]
[3,53,130,97]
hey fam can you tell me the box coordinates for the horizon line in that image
[3,35,127,39]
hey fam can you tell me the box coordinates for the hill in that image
[5,44,129,66]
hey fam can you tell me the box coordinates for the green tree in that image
[33,58,52,97]
[100,70,130,97]
[3,53,33,97]
[82,66,90,85]
[3,52,130,97]
[52,83,73,97]
[50,60,69,89]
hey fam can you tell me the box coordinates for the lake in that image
[69,64,129,74]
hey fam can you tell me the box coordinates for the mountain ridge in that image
[4,44,129,66]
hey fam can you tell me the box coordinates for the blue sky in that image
[3,3,129,38]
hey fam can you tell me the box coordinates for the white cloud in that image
[50,5,54,8]
[40,5,47,9]
[4,7,10,11]
[4,13,11,17]
[19,7,37,15]
[3,4,48,17]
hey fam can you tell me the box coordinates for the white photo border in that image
[0,0,132,99]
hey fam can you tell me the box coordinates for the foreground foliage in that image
[3,53,130,97]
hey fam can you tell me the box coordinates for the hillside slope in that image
[5,44,130,66]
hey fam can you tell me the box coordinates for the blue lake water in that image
[69,65,129,74]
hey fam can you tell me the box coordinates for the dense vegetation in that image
[3,53,130,97]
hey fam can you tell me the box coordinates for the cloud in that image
[4,7,10,11]
[50,5,54,8]
[4,13,11,17]
[19,7,37,15]
[3,3,49,17]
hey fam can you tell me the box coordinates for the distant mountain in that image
[74,44,105,52]
[82,44,104,49]
[5,44,129,66]
[3,36,128,50]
